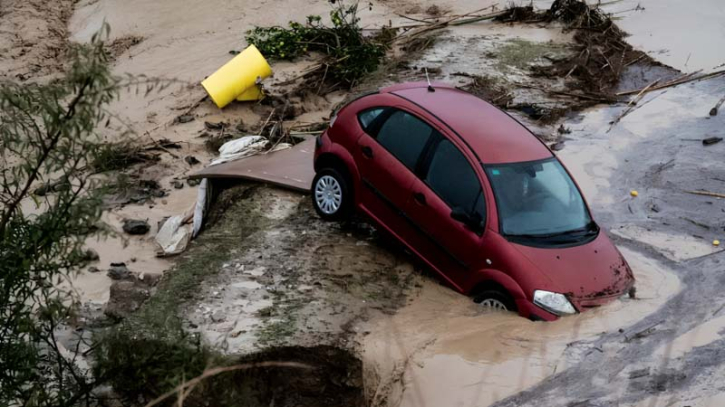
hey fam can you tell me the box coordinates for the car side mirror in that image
[450,207,484,233]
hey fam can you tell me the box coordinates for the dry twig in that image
[686,190,725,199]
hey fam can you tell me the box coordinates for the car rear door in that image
[354,107,435,242]
[403,134,488,291]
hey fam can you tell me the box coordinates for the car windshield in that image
[485,158,592,237]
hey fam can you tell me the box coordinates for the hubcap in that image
[315,175,342,215]
[478,298,508,311]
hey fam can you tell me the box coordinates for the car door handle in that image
[361,145,373,158]
[413,192,426,205]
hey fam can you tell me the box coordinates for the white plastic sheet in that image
[155,215,192,256]
[211,135,267,165]
[192,178,208,238]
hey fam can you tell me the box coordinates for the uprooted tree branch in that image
[246,0,391,93]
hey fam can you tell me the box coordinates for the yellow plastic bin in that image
[236,84,265,102]
[202,45,272,109]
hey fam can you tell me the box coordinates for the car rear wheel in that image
[312,167,352,221]
[474,290,516,313]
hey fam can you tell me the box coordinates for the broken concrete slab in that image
[189,137,316,193]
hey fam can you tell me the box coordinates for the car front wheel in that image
[312,167,352,221]
[474,290,516,313]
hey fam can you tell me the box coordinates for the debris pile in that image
[246,1,389,93]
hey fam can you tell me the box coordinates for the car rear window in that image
[376,110,433,171]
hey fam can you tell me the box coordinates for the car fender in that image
[470,268,528,301]
[318,142,361,192]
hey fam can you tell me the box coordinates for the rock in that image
[187,179,201,187]
[122,219,150,235]
[204,121,225,130]
[629,368,650,379]
[184,155,200,166]
[52,180,71,193]
[211,310,226,323]
[175,114,194,124]
[173,180,184,189]
[34,177,70,196]
[104,280,152,320]
[82,248,100,262]
[703,136,723,146]
[88,266,100,273]
[426,4,442,16]
[107,263,131,280]
[149,189,166,198]
[34,182,51,196]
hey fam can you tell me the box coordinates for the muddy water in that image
[600,0,725,73]
[653,314,725,361]
[71,183,198,303]
[362,248,680,406]
[612,226,721,262]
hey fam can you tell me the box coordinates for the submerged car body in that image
[312,82,635,321]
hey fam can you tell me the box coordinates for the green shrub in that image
[246,1,388,87]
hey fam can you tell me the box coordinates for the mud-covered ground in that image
[4,0,725,405]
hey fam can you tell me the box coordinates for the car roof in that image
[380,82,553,164]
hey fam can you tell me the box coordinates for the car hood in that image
[511,231,634,309]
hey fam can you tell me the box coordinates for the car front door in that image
[354,108,435,241]
[403,135,488,291]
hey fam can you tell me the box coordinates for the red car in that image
[311,82,635,321]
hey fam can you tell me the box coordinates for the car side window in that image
[376,110,433,171]
[426,138,486,222]
[357,107,386,132]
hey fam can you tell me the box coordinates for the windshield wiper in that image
[509,222,599,240]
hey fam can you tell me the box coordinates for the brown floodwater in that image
[361,248,680,406]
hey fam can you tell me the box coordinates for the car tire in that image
[473,289,517,312]
[312,167,353,222]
